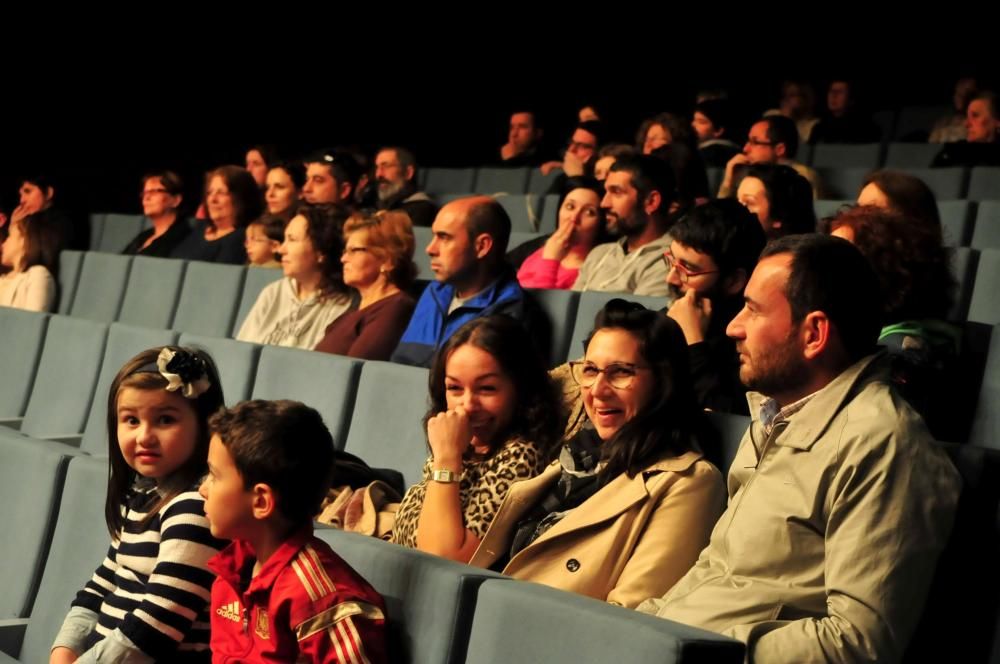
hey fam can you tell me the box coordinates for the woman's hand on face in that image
[10,202,33,225]
[541,219,574,261]
[427,406,472,467]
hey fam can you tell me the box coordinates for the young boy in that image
[244,214,285,267]
[201,399,387,663]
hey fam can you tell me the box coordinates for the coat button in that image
[566,558,580,572]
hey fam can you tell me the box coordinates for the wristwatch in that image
[431,468,463,483]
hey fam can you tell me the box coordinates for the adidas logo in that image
[216,600,242,623]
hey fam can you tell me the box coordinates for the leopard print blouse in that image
[390,436,546,548]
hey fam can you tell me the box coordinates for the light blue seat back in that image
[178,333,261,405]
[15,315,108,440]
[967,166,1000,201]
[972,201,1000,250]
[314,529,505,664]
[117,256,187,328]
[424,168,476,196]
[811,143,882,169]
[229,266,280,337]
[815,167,869,200]
[495,194,542,232]
[884,142,941,168]
[13,456,110,663]
[465,580,745,664]
[411,226,434,282]
[171,261,248,337]
[902,168,968,200]
[79,324,179,455]
[475,166,530,194]
[938,200,974,247]
[0,435,76,619]
[968,249,1000,325]
[98,213,145,253]
[69,252,133,322]
[0,310,50,420]
[343,361,430,489]
[970,325,1000,449]
[57,250,85,315]
[527,288,580,367]
[251,346,362,449]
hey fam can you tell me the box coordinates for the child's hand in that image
[50,647,79,664]
[426,406,472,467]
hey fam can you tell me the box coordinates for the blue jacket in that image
[391,274,528,367]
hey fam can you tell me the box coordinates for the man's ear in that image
[251,483,278,520]
[774,142,788,160]
[339,181,353,202]
[473,232,494,260]
[722,268,748,296]
[643,190,662,217]
[405,164,415,182]
[800,311,831,361]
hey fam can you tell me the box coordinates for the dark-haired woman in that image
[468,300,725,608]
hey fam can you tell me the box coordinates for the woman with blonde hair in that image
[315,210,417,360]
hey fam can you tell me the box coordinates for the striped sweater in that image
[68,480,225,662]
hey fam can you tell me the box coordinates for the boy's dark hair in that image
[209,400,335,525]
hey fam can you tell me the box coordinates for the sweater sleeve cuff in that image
[51,606,99,655]
[75,629,155,664]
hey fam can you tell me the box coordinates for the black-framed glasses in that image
[141,188,169,197]
[745,137,775,147]
[569,361,649,389]
[662,251,719,283]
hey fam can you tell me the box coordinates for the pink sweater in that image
[516,248,580,289]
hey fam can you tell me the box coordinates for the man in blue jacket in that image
[392,195,532,367]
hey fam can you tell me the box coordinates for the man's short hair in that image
[378,146,417,174]
[761,234,882,362]
[466,198,512,267]
[305,148,363,189]
[209,400,335,525]
[671,199,766,277]
[609,154,677,217]
[762,115,800,160]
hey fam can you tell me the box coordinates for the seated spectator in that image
[932,90,1000,167]
[857,169,943,237]
[302,149,362,206]
[665,199,766,414]
[244,214,285,268]
[692,98,742,167]
[637,235,961,663]
[315,210,417,360]
[202,400,387,663]
[766,79,820,144]
[392,315,563,557]
[637,112,694,154]
[823,205,959,440]
[237,204,353,349]
[735,163,817,239]
[539,120,604,178]
[718,115,823,199]
[809,79,882,144]
[0,211,59,311]
[392,196,537,367]
[264,161,306,221]
[499,110,551,167]
[245,144,279,188]
[11,174,86,251]
[650,142,712,212]
[123,171,192,257]
[172,166,263,264]
[373,146,437,227]
[514,176,607,287]
[572,155,676,298]
[929,77,979,144]
[593,143,636,183]
[467,300,725,608]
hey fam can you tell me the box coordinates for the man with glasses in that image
[572,155,675,297]
[540,121,603,178]
[638,234,960,663]
[302,148,362,206]
[664,199,765,414]
[373,146,438,227]
[717,115,822,198]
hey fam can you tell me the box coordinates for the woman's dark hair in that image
[21,174,56,201]
[204,165,264,230]
[861,169,942,235]
[583,299,702,481]
[104,346,225,537]
[822,205,955,323]
[425,316,563,458]
[269,160,307,189]
[293,203,351,301]
[558,175,612,246]
[736,163,817,236]
[16,211,62,276]
[636,112,695,150]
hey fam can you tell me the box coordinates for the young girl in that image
[50,346,226,664]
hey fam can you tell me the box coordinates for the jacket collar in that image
[208,526,314,597]
[427,270,521,313]
[745,353,886,451]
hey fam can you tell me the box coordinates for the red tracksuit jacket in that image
[208,528,387,663]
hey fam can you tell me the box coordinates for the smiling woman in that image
[390,315,563,559]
